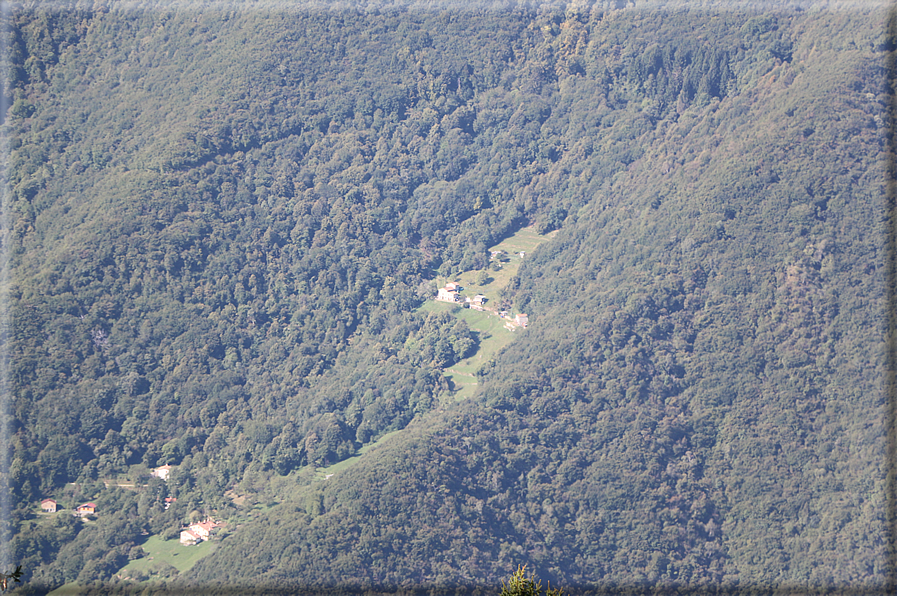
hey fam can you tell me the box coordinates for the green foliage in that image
[500,565,564,596]
[401,311,479,369]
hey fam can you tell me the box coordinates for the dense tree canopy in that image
[2,1,891,594]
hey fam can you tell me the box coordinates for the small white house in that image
[152,465,172,481]
[437,285,463,303]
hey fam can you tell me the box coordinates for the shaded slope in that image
[185,5,889,593]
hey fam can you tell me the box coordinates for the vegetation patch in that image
[312,429,403,480]
[113,534,215,581]
[46,582,80,595]
[438,226,557,306]
[442,369,479,401]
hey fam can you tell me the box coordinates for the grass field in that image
[440,226,556,295]
[420,302,516,402]
[115,534,216,578]
[420,301,517,370]
[435,226,556,304]
[423,225,554,400]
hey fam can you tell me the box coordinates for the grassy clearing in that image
[31,511,64,527]
[424,225,554,399]
[435,227,555,295]
[126,535,214,574]
[421,301,518,374]
[443,370,478,401]
[493,226,557,254]
[219,431,406,518]
[450,307,519,372]
[439,226,557,300]
[105,534,215,587]
[421,302,510,404]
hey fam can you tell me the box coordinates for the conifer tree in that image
[500,565,564,596]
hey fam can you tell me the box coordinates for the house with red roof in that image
[75,502,96,517]
[180,518,223,546]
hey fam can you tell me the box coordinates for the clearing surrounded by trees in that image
[422,225,557,400]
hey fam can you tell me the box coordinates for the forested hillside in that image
[3,1,891,594]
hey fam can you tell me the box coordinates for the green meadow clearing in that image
[47,535,216,593]
[435,225,557,303]
[423,225,555,400]
[119,534,216,576]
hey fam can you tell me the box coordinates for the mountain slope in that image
[188,5,889,593]
[4,2,891,594]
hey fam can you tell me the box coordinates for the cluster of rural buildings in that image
[39,464,223,546]
[39,498,96,517]
[436,282,488,310]
[153,465,224,545]
[435,282,528,328]
[179,518,224,545]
